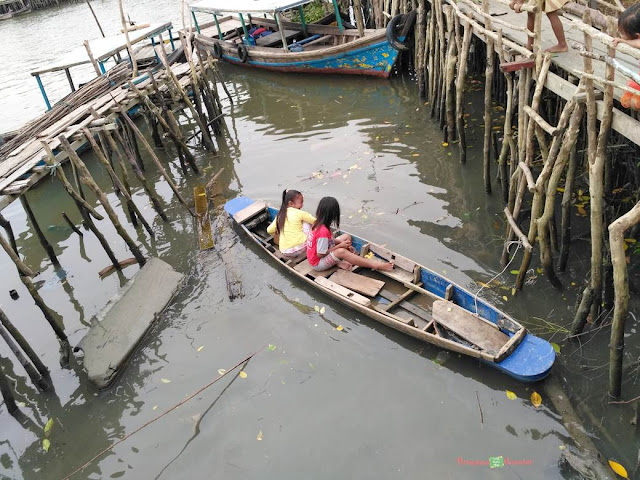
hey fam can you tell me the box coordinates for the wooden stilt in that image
[0,213,18,255]
[0,362,18,414]
[482,0,494,194]
[455,22,472,164]
[62,212,83,237]
[58,135,146,267]
[0,307,49,378]
[0,323,49,390]
[0,232,34,277]
[20,195,61,267]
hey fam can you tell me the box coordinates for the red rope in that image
[62,345,266,480]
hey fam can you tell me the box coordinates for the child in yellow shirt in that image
[267,190,316,258]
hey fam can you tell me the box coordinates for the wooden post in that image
[0,213,18,255]
[83,40,102,76]
[443,7,457,143]
[558,146,577,272]
[62,212,83,237]
[0,323,49,391]
[416,0,427,98]
[111,128,169,222]
[116,105,196,217]
[121,118,144,171]
[20,194,61,267]
[0,307,49,378]
[455,22,472,164]
[118,0,138,77]
[0,362,18,414]
[571,286,595,336]
[353,0,365,37]
[85,0,105,38]
[496,34,516,204]
[58,135,146,267]
[82,128,155,238]
[482,0,494,193]
[0,233,34,277]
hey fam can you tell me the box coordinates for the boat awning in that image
[190,0,317,15]
[30,22,173,76]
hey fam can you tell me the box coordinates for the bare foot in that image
[337,261,353,270]
[545,44,568,53]
[374,262,394,272]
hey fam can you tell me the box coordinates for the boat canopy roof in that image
[190,0,319,15]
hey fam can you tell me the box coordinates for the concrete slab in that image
[76,257,184,389]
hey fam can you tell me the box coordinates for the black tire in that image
[237,43,249,63]
[386,11,417,51]
[212,41,222,58]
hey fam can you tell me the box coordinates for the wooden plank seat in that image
[315,277,370,307]
[255,29,299,47]
[432,300,509,355]
[234,201,267,224]
[294,259,337,279]
[329,269,385,297]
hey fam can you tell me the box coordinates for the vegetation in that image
[288,0,327,23]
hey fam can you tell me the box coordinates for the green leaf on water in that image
[43,418,54,436]
[510,270,520,275]
[267,344,277,351]
[42,439,50,453]
[551,343,561,354]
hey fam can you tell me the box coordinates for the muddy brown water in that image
[1,2,640,479]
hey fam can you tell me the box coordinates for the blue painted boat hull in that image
[225,197,556,382]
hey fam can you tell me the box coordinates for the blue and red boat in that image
[225,197,556,382]
[190,0,415,78]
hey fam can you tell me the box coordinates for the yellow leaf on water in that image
[551,343,561,354]
[502,296,508,301]
[510,270,519,275]
[442,142,449,147]
[197,346,204,352]
[412,153,420,157]
[42,439,50,453]
[256,430,263,441]
[511,288,516,296]
[160,378,171,384]
[506,390,517,400]
[531,391,542,408]
[536,268,543,274]
[556,187,565,193]
[609,460,629,478]
[394,137,400,142]
[218,369,226,375]
[578,189,584,196]
[577,206,587,216]
[336,325,344,331]
[239,371,248,379]
[314,305,320,312]
[320,306,326,315]
[268,344,277,351]
[625,238,637,244]
[153,405,158,410]
[44,418,54,435]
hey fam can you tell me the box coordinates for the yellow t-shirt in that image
[267,207,316,252]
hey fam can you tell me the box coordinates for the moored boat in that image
[224,197,556,382]
[191,0,416,78]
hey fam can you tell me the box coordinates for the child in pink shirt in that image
[307,197,394,272]
[614,4,640,111]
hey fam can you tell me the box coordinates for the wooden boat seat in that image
[432,300,509,355]
[329,269,385,297]
[294,259,337,279]
[315,277,370,307]
[256,30,299,47]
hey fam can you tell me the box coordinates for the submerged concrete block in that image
[77,257,184,389]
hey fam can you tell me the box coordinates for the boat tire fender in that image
[213,41,223,58]
[387,11,417,51]
[237,44,249,63]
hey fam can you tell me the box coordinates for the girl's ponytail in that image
[276,189,301,235]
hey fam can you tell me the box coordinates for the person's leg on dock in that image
[545,11,568,53]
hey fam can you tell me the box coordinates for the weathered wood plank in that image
[432,300,508,354]
[233,201,267,224]
[329,270,385,297]
[315,277,371,307]
[368,243,416,272]
[194,185,213,250]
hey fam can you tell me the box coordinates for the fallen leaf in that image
[502,295,508,301]
[314,305,320,312]
[531,391,542,408]
[336,325,344,331]
[609,460,629,478]
[536,268,543,274]
[625,238,637,244]
[442,142,449,147]
[577,206,587,216]
[44,418,54,435]
[556,187,565,193]
[612,187,625,194]
[153,405,158,410]
[349,164,358,170]
[559,445,566,450]
[239,371,248,379]
[320,306,326,315]
[42,439,50,453]
[510,270,520,275]
[511,288,516,296]
[551,343,561,354]
[394,137,400,141]
[412,153,420,157]
[268,344,277,351]
[218,369,226,375]
[257,430,264,441]
[197,346,204,352]
[160,378,171,384]
[506,390,517,400]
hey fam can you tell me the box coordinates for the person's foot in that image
[544,43,568,53]
[337,261,353,270]
[374,262,394,272]
[512,1,524,12]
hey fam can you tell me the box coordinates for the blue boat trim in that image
[226,197,556,382]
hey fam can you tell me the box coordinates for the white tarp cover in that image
[190,0,316,14]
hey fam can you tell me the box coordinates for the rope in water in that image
[61,345,267,480]
[473,241,522,316]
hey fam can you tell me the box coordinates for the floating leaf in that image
[160,378,171,384]
[442,142,449,147]
[256,430,264,441]
[559,445,566,450]
[577,206,587,216]
[239,371,248,379]
[394,137,400,142]
[42,439,50,453]
[625,238,637,244]
[44,418,54,435]
[314,305,320,312]
[506,390,517,400]
[348,164,358,170]
[551,343,561,354]
[268,344,277,351]
[531,391,542,408]
[536,268,543,274]
[218,369,226,375]
[510,270,520,275]
[412,153,420,157]
[320,306,326,315]
[609,460,629,478]
[556,187,565,193]
[511,288,516,296]
[612,187,625,194]
[502,295,508,301]
[152,405,158,411]
[336,325,344,331]
[197,346,204,352]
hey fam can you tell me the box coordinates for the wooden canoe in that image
[224,197,556,382]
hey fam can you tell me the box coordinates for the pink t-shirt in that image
[306,225,333,267]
